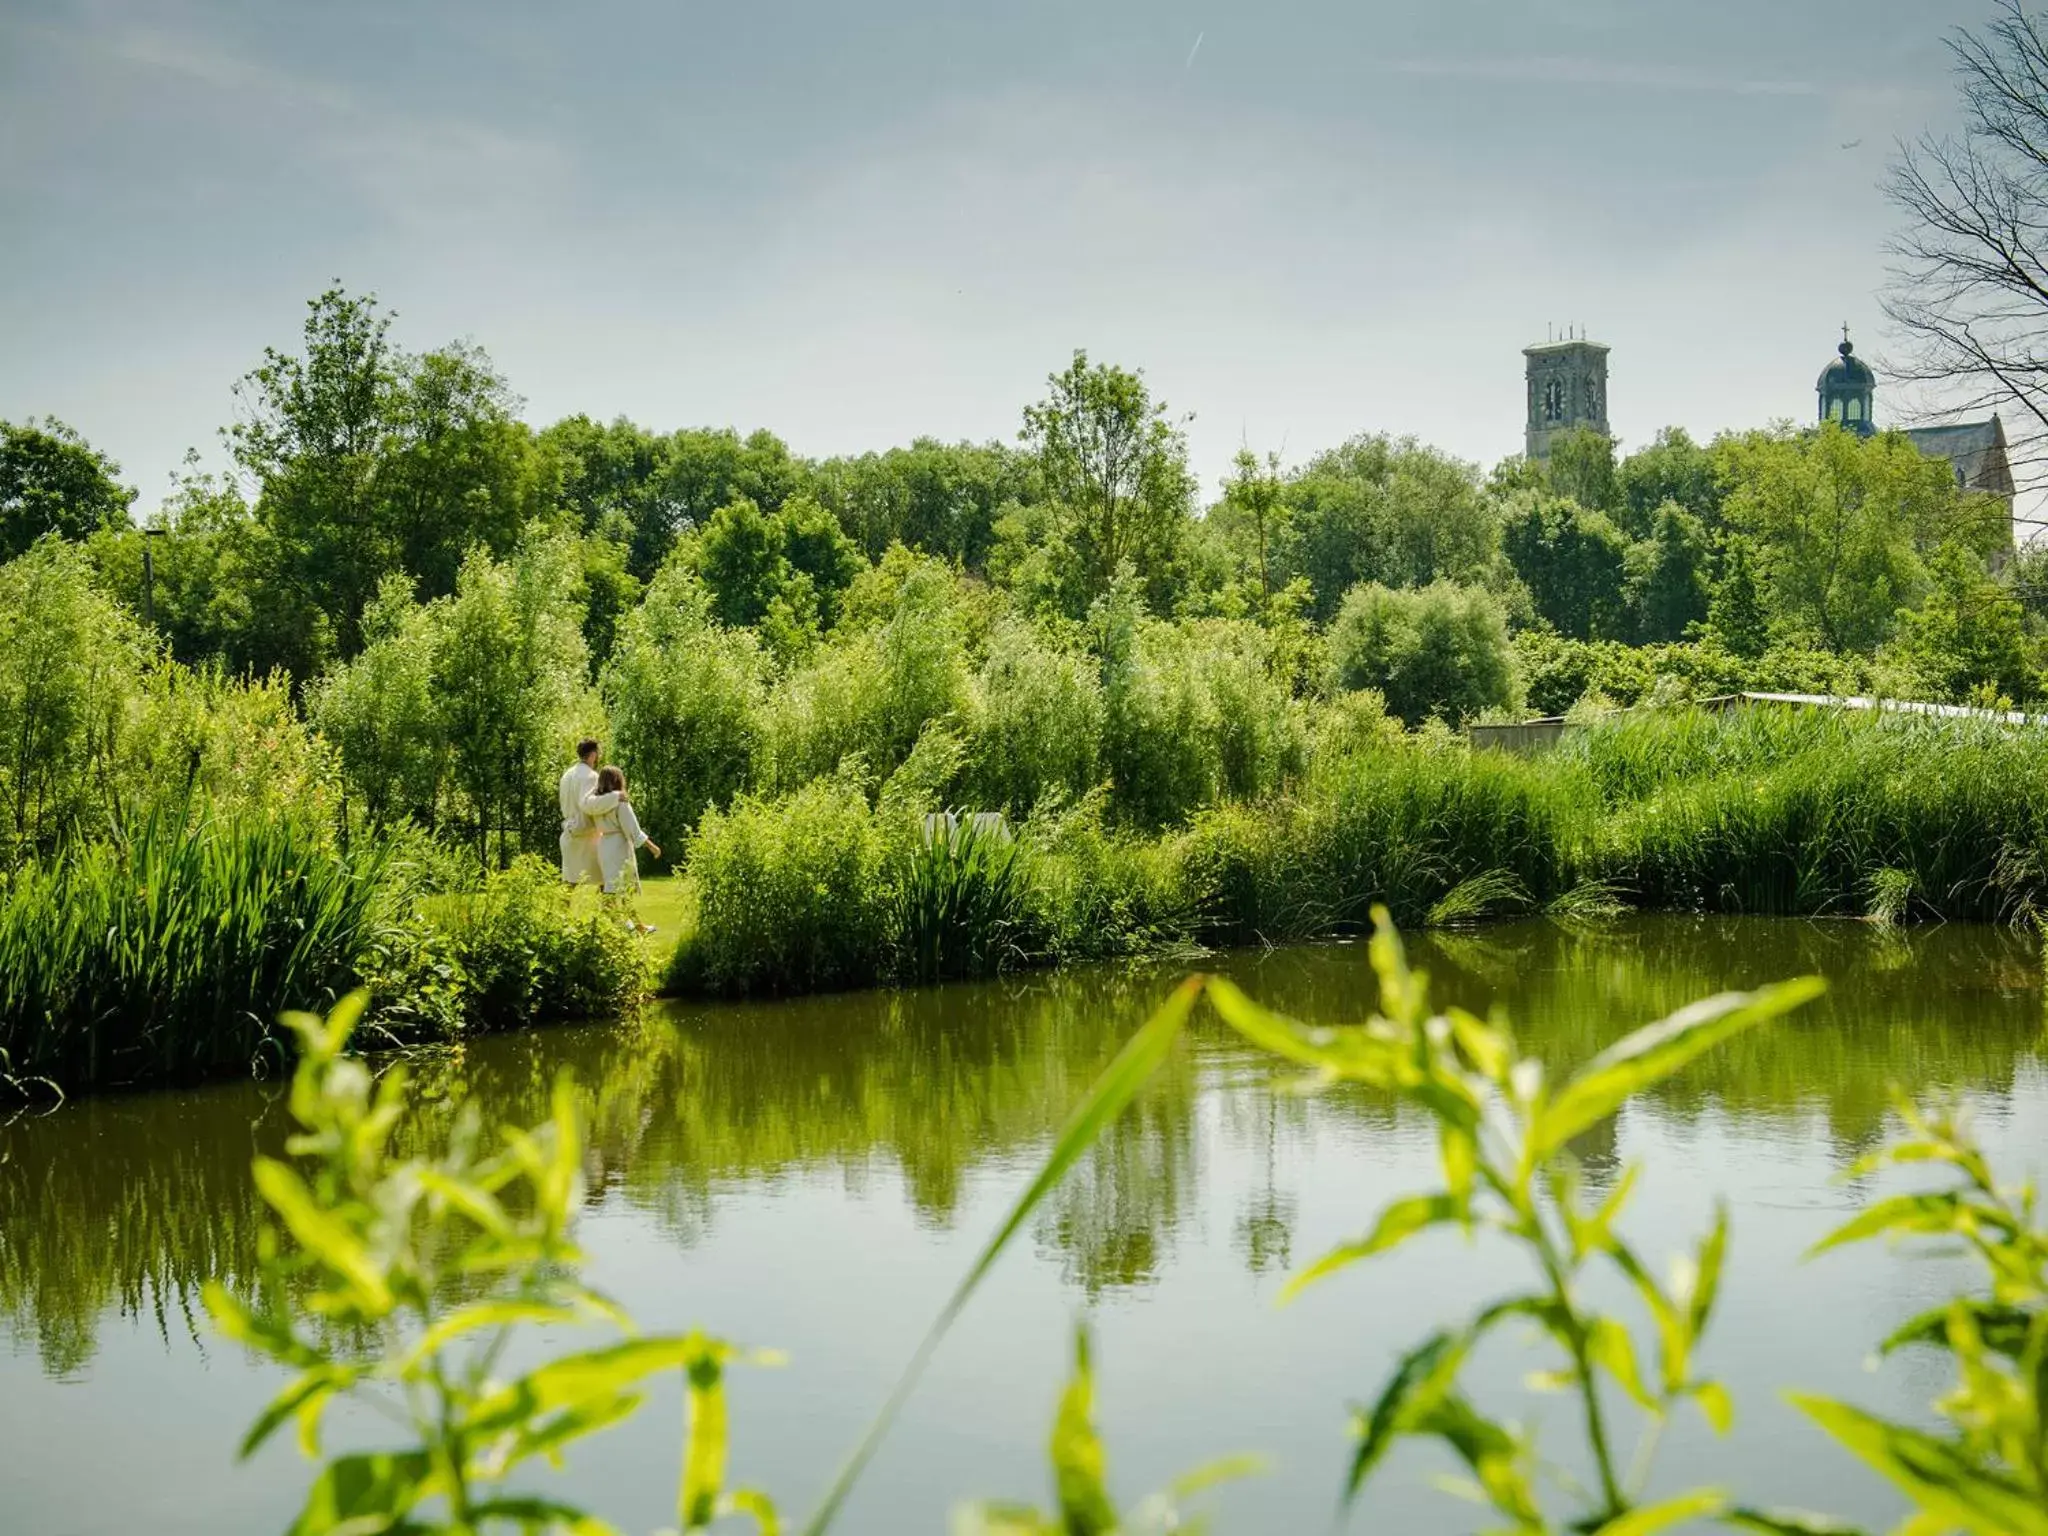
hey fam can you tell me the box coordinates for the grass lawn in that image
[565,872,691,977]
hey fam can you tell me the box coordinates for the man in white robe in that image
[558,738,619,889]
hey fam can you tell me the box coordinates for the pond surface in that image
[3,916,2045,1534]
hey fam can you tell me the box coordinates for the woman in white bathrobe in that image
[584,766,661,925]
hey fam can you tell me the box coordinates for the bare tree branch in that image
[1884,1,2048,496]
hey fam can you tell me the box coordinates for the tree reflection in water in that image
[2,915,2042,1378]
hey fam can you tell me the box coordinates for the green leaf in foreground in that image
[798,975,1205,1536]
[1588,1487,1727,1536]
[1720,1509,1872,1536]
[1789,1394,2048,1536]
[1281,1193,1463,1303]
[1539,979,1825,1152]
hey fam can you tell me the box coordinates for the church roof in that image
[1817,340,1875,391]
[1901,418,2006,490]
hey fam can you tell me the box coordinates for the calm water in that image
[3,916,2044,1534]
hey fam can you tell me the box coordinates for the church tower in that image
[1524,334,1611,461]
[1817,328,1877,438]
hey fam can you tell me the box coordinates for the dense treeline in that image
[6,285,2048,1088]
[5,286,2033,724]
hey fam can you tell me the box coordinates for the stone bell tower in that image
[1524,333,1611,461]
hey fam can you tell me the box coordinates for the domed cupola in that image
[1818,328,1877,438]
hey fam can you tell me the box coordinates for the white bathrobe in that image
[585,795,650,894]
[558,761,620,885]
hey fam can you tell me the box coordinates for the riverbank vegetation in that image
[10,276,2048,1090]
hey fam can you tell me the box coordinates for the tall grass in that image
[1596,711,2048,921]
[663,702,2048,1001]
[1180,739,1585,945]
[892,815,1028,982]
[0,811,384,1090]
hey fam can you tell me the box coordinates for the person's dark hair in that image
[577,738,600,763]
[596,765,626,795]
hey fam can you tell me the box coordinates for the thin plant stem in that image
[1525,1210,1627,1520]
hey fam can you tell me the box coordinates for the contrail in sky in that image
[1186,31,1204,69]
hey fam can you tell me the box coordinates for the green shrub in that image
[431,857,644,1029]
[1196,619,1305,802]
[963,618,1105,815]
[1327,579,1516,727]
[758,562,969,794]
[1184,739,1582,942]
[1099,618,1223,827]
[680,777,892,995]
[1511,630,1875,718]
[1013,792,1199,962]
[126,661,340,833]
[308,575,444,829]
[1094,614,1301,828]
[0,811,384,1091]
[1596,710,2048,922]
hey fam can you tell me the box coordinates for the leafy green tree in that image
[2010,540,2048,624]
[431,538,593,869]
[1545,426,1620,516]
[377,340,554,597]
[693,493,864,638]
[654,427,805,573]
[810,438,1037,567]
[1020,351,1195,611]
[1716,424,1965,654]
[0,542,153,860]
[0,418,134,560]
[86,457,328,679]
[1618,426,1724,539]
[1219,448,1287,604]
[228,286,552,660]
[1327,579,1517,726]
[1626,502,1711,644]
[697,497,788,629]
[1279,436,1502,621]
[226,286,400,657]
[1501,492,1630,641]
[541,418,811,582]
[602,560,770,841]
[540,414,673,556]
[575,519,642,672]
[308,575,445,829]
[777,494,865,626]
[1889,541,2037,702]
[1705,537,1770,659]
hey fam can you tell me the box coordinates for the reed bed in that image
[0,812,383,1090]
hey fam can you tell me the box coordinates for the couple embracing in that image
[558,737,661,927]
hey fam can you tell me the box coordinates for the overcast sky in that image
[0,0,2004,511]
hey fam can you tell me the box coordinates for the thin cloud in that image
[35,16,574,228]
[1389,54,1914,101]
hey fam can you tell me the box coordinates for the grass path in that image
[566,873,690,979]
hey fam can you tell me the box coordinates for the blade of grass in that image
[797,974,1206,1536]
